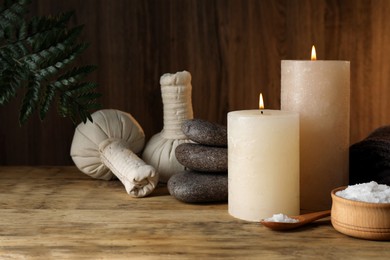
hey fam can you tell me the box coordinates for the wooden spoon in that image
[260,210,331,231]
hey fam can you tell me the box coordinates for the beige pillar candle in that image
[228,107,299,222]
[281,49,350,211]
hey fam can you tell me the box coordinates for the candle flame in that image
[259,93,264,109]
[311,45,317,60]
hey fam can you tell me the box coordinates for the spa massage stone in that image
[168,118,228,203]
[167,171,228,203]
[176,118,228,172]
[181,118,227,147]
[175,143,227,172]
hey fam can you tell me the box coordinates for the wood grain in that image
[1,0,390,165]
[0,166,389,259]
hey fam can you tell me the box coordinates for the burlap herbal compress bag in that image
[70,109,158,197]
[142,71,194,183]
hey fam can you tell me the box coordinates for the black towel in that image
[349,126,390,185]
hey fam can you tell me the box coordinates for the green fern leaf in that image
[19,79,40,124]
[0,64,28,105]
[0,0,30,41]
[0,2,26,26]
[58,86,101,124]
[39,84,56,120]
[0,0,100,124]
[68,82,98,94]
[0,70,18,104]
[27,11,72,37]
[45,65,97,90]
[60,65,97,83]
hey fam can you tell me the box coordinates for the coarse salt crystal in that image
[263,213,299,223]
[336,181,390,203]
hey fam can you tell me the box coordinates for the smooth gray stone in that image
[182,119,227,147]
[175,143,227,172]
[167,171,228,203]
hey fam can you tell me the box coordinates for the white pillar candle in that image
[281,57,350,211]
[228,109,299,222]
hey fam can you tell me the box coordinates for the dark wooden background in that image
[1,0,390,165]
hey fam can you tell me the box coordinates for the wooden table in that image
[0,166,389,259]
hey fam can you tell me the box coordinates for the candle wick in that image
[261,110,264,115]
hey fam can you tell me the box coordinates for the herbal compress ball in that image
[142,71,194,182]
[70,109,158,197]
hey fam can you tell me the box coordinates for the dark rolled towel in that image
[350,126,390,185]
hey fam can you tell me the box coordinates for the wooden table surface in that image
[0,166,389,259]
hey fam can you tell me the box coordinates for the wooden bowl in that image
[331,186,390,240]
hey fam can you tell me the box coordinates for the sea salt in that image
[336,181,390,203]
[263,213,299,223]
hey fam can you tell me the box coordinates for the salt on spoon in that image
[260,210,331,231]
[264,213,300,223]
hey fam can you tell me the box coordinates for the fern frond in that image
[1,39,29,60]
[0,69,18,104]
[68,81,98,93]
[28,11,73,35]
[58,83,101,123]
[19,78,40,124]
[17,19,27,39]
[28,43,88,83]
[0,64,28,105]
[59,65,97,81]
[39,83,56,120]
[49,65,97,88]
[0,0,100,124]
[0,1,26,27]
[0,0,30,41]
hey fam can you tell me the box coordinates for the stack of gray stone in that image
[168,119,228,203]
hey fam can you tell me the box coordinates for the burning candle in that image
[228,94,300,222]
[281,46,350,210]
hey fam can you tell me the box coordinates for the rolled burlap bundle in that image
[349,126,390,185]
